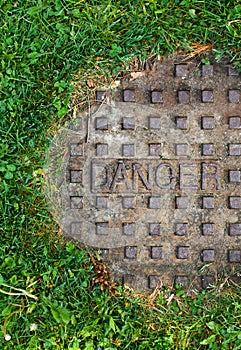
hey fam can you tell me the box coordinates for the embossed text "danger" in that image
[91,160,221,193]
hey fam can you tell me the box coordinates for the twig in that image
[0,284,39,301]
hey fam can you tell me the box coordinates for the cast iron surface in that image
[46,57,241,290]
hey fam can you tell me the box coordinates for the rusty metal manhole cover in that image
[45,58,241,290]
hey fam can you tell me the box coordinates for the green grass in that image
[0,0,241,348]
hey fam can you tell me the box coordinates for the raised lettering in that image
[132,164,152,190]
[179,163,198,190]
[156,163,175,189]
[110,162,132,191]
[92,163,110,191]
[201,163,221,190]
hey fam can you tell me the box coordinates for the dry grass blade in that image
[183,43,213,59]
[148,283,163,306]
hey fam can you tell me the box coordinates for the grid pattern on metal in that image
[46,59,241,290]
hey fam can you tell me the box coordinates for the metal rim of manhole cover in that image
[45,57,241,291]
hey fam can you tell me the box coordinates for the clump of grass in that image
[1,247,241,350]
[0,0,241,349]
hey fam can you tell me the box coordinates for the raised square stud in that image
[176,196,189,209]
[228,67,239,76]
[96,143,108,156]
[149,223,161,236]
[229,116,241,129]
[229,170,241,182]
[202,144,214,156]
[201,249,215,262]
[96,222,109,235]
[202,196,214,209]
[174,276,188,288]
[70,170,83,183]
[175,143,188,156]
[96,91,107,102]
[122,197,135,209]
[228,250,241,263]
[178,91,190,104]
[96,196,108,209]
[202,90,214,103]
[125,246,137,259]
[229,196,241,209]
[122,144,135,156]
[122,117,135,130]
[201,275,215,289]
[175,64,187,77]
[202,65,214,77]
[123,223,135,235]
[151,91,163,103]
[70,196,83,209]
[229,144,241,156]
[149,116,161,129]
[149,143,161,156]
[177,246,190,259]
[95,117,108,130]
[123,89,135,102]
[175,223,188,236]
[202,223,214,236]
[70,143,83,156]
[229,223,241,236]
[151,246,162,259]
[149,275,162,289]
[149,197,161,209]
[228,90,240,103]
[201,116,214,129]
[123,274,135,286]
[176,117,187,130]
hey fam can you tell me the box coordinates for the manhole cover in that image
[46,57,241,290]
